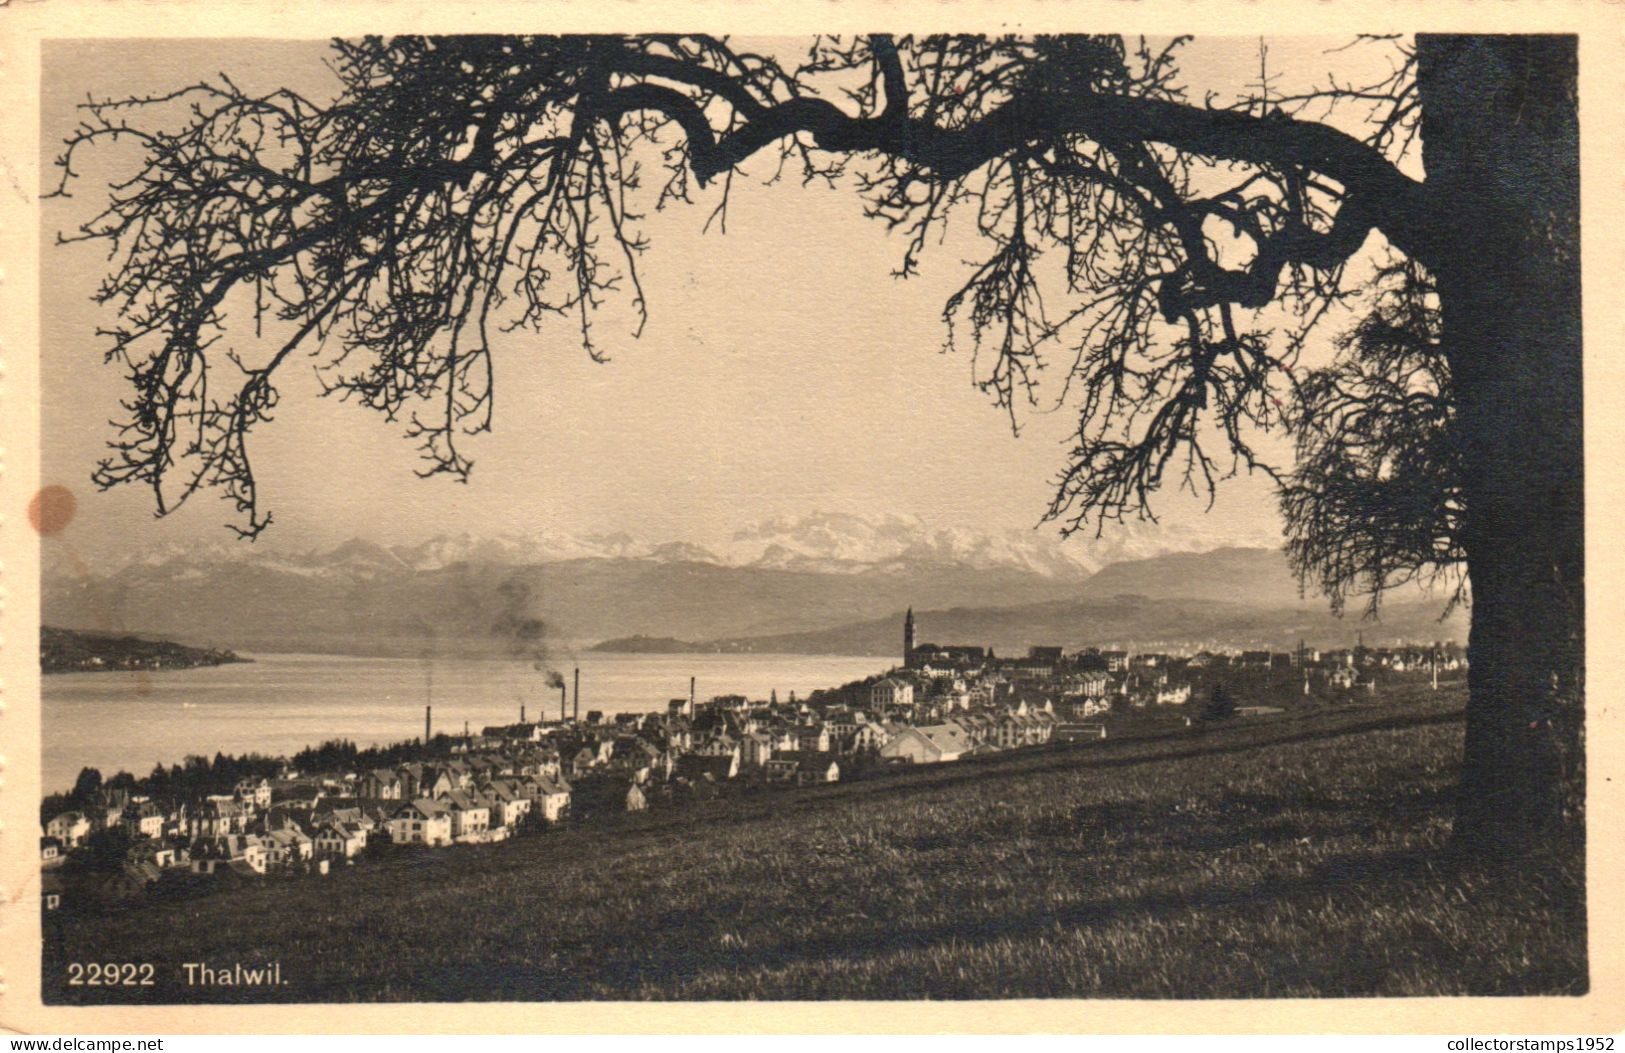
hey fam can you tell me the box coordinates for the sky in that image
[38,36,1398,566]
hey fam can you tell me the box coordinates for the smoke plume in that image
[492,575,549,664]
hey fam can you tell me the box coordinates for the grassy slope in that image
[45,688,1586,1002]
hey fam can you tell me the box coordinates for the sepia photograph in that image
[4,3,1617,1027]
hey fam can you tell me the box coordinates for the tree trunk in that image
[1415,35,1584,857]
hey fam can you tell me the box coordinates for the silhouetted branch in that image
[55,33,1425,547]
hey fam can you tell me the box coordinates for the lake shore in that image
[43,651,887,793]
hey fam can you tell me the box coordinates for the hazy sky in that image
[39,36,1392,566]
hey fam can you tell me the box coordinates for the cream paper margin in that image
[0,0,1620,1035]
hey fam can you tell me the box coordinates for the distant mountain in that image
[43,516,1448,659]
[689,591,1465,657]
[1076,546,1314,608]
[579,546,1464,656]
[721,511,1279,578]
[52,511,1281,582]
[42,551,1086,657]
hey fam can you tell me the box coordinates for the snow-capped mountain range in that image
[41,510,1468,659]
[50,511,1282,584]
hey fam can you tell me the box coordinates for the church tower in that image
[903,608,915,668]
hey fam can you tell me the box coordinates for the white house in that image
[121,799,166,840]
[869,677,916,709]
[389,799,453,846]
[190,799,248,838]
[235,778,273,811]
[528,774,573,823]
[485,781,532,828]
[314,821,368,860]
[45,811,91,849]
[444,790,491,841]
[1156,683,1192,706]
[264,825,314,866]
[1068,694,1111,718]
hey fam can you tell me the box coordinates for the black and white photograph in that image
[4,1,1617,1030]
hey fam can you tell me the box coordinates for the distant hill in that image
[587,635,721,654]
[686,592,1464,657]
[1075,546,1314,608]
[583,545,1464,655]
[40,625,249,674]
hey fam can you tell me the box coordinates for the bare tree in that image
[51,33,1582,856]
[1280,258,1464,618]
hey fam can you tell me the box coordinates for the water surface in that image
[42,651,885,792]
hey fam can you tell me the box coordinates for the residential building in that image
[529,774,573,823]
[869,677,915,709]
[445,790,492,840]
[45,811,91,849]
[388,799,453,846]
[879,723,973,764]
[120,799,166,840]
[676,753,739,782]
[314,821,368,860]
[235,778,273,811]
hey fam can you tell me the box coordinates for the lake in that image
[41,651,887,793]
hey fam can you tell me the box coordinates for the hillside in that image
[44,689,1585,1002]
[40,626,248,675]
[1075,546,1312,606]
[673,592,1465,656]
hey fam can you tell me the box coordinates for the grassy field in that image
[44,689,1587,1002]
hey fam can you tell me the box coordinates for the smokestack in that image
[560,681,567,723]
[690,675,696,705]
[574,667,580,722]
[521,703,526,724]
[425,705,432,744]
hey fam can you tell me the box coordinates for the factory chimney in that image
[425,705,432,744]
[521,704,526,724]
[574,667,581,723]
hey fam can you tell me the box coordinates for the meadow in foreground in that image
[45,691,1586,1002]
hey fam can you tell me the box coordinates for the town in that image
[39,611,1465,915]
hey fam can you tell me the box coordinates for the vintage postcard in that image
[1,0,1621,1035]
